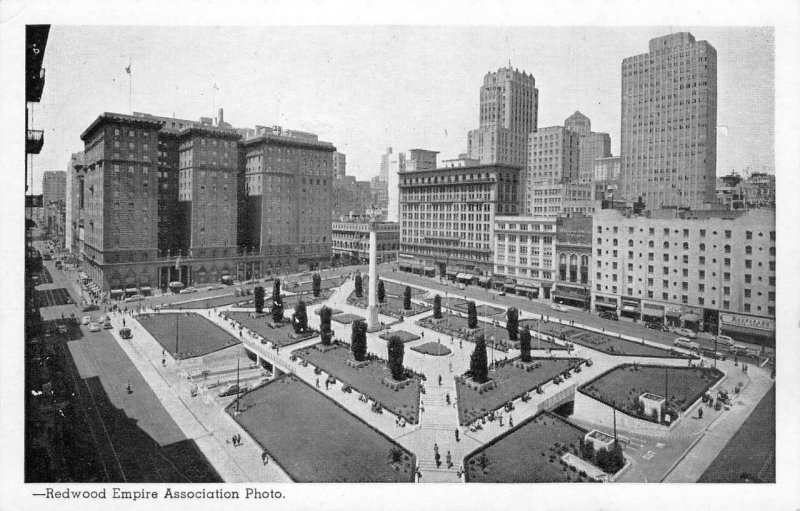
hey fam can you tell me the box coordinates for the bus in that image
[673,337,700,351]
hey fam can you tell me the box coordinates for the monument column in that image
[367,221,380,330]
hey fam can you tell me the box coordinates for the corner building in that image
[591,208,775,347]
[620,32,717,209]
[398,164,521,278]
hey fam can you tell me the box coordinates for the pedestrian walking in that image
[459,340,463,349]
[509,416,513,428]
[123,318,126,327]
[126,381,132,394]
[448,361,452,373]
[446,451,452,468]
[445,393,451,405]
[438,375,442,386]
[162,358,166,367]
[435,452,441,468]
[455,428,460,442]
[316,377,320,388]
[434,443,439,456]
[325,379,329,390]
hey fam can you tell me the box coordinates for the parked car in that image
[103,321,113,330]
[674,337,700,350]
[125,294,143,302]
[180,287,198,294]
[89,322,102,332]
[674,327,697,339]
[82,304,100,313]
[551,303,568,312]
[208,284,224,291]
[599,311,619,321]
[218,384,248,398]
[119,327,133,339]
[81,315,92,325]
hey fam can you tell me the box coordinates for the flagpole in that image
[127,58,132,115]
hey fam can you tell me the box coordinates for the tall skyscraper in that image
[620,32,717,209]
[467,66,538,167]
[332,151,347,180]
[42,171,66,206]
[564,111,612,183]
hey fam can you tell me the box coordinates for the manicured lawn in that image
[456,357,585,425]
[136,313,240,359]
[417,314,507,347]
[224,311,317,348]
[465,411,593,483]
[293,343,420,424]
[698,385,775,483]
[348,293,432,316]
[229,375,415,482]
[579,364,724,419]
[519,319,691,359]
[410,342,451,356]
[378,330,421,344]
[281,276,345,294]
[441,297,505,317]
[167,294,252,310]
[332,313,365,324]
[361,280,426,298]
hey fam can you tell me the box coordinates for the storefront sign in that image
[720,313,775,332]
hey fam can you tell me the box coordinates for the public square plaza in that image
[76,263,775,483]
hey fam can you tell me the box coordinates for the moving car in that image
[551,303,568,312]
[125,294,143,302]
[599,311,618,321]
[715,335,735,348]
[674,328,697,339]
[103,321,113,330]
[82,304,100,312]
[674,337,700,350]
[218,384,249,398]
[119,327,133,339]
[81,315,92,325]
[89,322,101,332]
[180,287,198,294]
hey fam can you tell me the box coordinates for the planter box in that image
[314,343,338,353]
[346,359,371,370]
[466,378,497,393]
[382,377,412,391]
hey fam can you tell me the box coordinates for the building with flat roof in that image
[332,176,372,220]
[332,220,399,265]
[468,66,538,168]
[332,151,346,180]
[72,110,336,295]
[620,32,718,209]
[493,216,558,299]
[399,163,521,278]
[591,208,775,346]
[554,214,593,308]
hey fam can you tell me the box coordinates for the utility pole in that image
[175,312,179,359]
[235,357,241,413]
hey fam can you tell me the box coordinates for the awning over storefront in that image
[503,284,517,291]
[477,276,490,284]
[140,286,152,295]
[456,273,474,281]
[622,305,638,313]
[595,302,617,310]
[124,287,137,294]
[446,270,458,276]
[399,262,412,270]
[110,289,124,298]
[665,306,682,317]
[423,266,436,273]
[517,285,538,293]
[680,313,701,322]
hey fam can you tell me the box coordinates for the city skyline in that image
[30,25,773,194]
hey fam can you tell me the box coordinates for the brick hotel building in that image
[73,111,335,296]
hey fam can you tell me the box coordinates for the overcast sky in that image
[30,25,773,193]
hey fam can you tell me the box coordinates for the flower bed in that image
[410,342,452,356]
[224,311,317,348]
[378,330,421,344]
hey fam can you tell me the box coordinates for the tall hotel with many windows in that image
[620,33,717,209]
[73,111,335,295]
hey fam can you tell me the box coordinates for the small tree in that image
[377,280,386,303]
[519,327,532,362]
[270,280,284,323]
[467,301,478,329]
[320,306,333,345]
[387,335,405,381]
[470,335,489,383]
[354,274,363,298]
[351,320,367,361]
[312,273,321,297]
[292,300,308,333]
[254,285,265,314]
[506,307,519,341]
[433,294,442,319]
[403,286,412,310]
